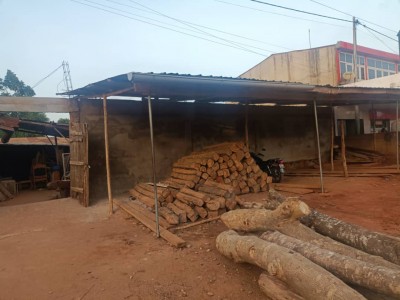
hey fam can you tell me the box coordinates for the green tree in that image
[1,70,49,122]
[57,118,70,124]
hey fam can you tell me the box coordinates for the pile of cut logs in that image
[217,190,400,299]
[129,142,271,226]
[166,142,270,194]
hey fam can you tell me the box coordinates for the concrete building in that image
[240,41,400,86]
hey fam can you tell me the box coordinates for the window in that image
[339,52,365,80]
[367,58,397,79]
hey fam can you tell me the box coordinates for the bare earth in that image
[0,175,399,300]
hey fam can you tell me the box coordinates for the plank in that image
[273,186,314,195]
[170,216,221,231]
[114,199,186,248]
[0,182,13,199]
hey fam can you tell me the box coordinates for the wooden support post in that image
[244,101,249,148]
[147,96,160,238]
[313,100,324,193]
[340,120,349,177]
[397,100,399,172]
[330,105,334,172]
[372,102,376,151]
[103,96,113,215]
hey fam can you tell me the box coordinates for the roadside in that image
[0,174,399,299]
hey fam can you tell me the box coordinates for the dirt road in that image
[0,175,399,299]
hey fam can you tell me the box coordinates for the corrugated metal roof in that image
[343,74,400,89]
[59,71,400,105]
[3,137,69,146]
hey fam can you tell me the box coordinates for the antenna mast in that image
[62,61,73,96]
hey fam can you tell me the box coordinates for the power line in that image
[32,64,63,89]
[72,0,270,57]
[249,0,352,23]
[125,0,292,51]
[81,0,275,55]
[358,21,398,43]
[216,0,350,29]
[127,0,272,55]
[359,26,397,54]
[309,0,398,34]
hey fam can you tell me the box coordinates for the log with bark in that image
[269,190,400,266]
[222,198,399,270]
[258,273,304,300]
[303,210,400,266]
[261,230,400,299]
[216,230,365,300]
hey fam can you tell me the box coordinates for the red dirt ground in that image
[0,175,399,299]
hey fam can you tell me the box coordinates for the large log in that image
[216,230,365,300]
[258,273,304,300]
[220,198,311,231]
[304,210,400,265]
[222,198,399,269]
[269,190,400,266]
[261,231,400,298]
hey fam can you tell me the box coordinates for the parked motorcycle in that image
[250,152,285,183]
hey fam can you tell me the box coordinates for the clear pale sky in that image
[1,0,399,119]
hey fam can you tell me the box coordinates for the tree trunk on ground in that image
[220,198,310,232]
[216,230,365,300]
[258,273,304,300]
[261,231,400,298]
[223,197,399,270]
[304,210,400,266]
[269,190,400,267]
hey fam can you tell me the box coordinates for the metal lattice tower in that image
[62,61,73,95]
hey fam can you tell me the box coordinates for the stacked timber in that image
[130,179,238,226]
[217,191,400,299]
[168,142,271,194]
[128,142,270,226]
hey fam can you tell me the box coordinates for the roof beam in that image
[0,96,78,113]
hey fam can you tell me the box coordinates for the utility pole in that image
[397,30,400,59]
[353,17,360,135]
[352,17,358,83]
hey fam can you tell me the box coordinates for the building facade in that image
[240,41,400,86]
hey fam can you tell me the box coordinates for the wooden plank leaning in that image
[114,199,186,248]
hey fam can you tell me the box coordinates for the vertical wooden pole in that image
[147,96,160,238]
[245,101,249,148]
[330,106,335,172]
[313,100,324,193]
[103,96,113,215]
[397,100,399,172]
[340,120,349,177]
[372,102,376,151]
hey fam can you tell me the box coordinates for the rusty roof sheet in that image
[4,137,69,146]
[59,71,400,105]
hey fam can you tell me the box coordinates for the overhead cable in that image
[72,0,271,57]
[216,0,350,29]
[249,0,352,23]
[309,0,398,34]
[32,64,63,89]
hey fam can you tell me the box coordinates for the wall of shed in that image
[240,45,338,86]
[78,99,331,199]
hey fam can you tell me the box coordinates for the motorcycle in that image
[250,152,285,183]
